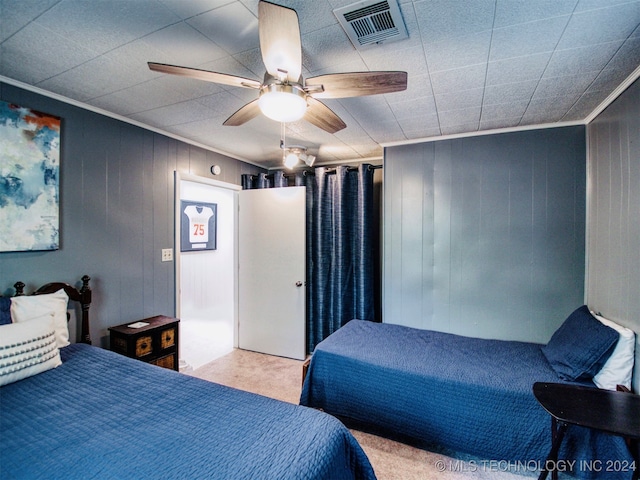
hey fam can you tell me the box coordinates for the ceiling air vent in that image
[334,0,408,50]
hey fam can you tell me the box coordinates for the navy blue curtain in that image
[305,164,375,352]
[241,172,271,189]
[241,165,376,353]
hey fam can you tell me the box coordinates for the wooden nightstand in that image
[109,315,180,371]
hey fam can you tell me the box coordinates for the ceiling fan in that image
[148,0,407,134]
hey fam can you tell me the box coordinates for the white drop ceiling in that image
[1,0,639,169]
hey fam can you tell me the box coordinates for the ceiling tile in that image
[194,90,253,119]
[424,30,492,73]
[0,23,97,84]
[386,73,433,104]
[277,0,337,35]
[141,22,228,66]
[534,71,600,99]
[35,0,181,55]
[414,0,495,43]
[490,16,571,61]
[441,121,481,136]
[187,2,258,55]
[563,91,607,120]
[430,64,486,95]
[521,98,575,123]
[438,107,481,128]
[362,44,429,76]
[390,95,437,120]
[483,80,538,106]
[130,98,218,127]
[301,25,362,73]
[435,88,484,112]
[544,41,623,78]
[481,101,528,121]
[0,0,59,42]
[479,116,523,130]
[557,2,640,49]
[574,0,640,12]
[398,114,440,135]
[158,0,236,20]
[90,79,200,116]
[233,47,266,79]
[485,53,551,85]
[38,56,142,101]
[587,37,640,94]
[402,126,442,140]
[493,0,578,28]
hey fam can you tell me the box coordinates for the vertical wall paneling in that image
[0,82,264,346]
[586,78,640,392]
[384,126,586,343]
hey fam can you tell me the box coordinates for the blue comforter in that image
[1,343,375,480]
[300,320,634,479]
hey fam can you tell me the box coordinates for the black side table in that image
[533,382,640,480]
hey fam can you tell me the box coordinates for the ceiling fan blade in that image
[148,62,261,89]
[306,71,408,99]
[304,97,346,134]
[258,1,302,83]
[223,99,262,127]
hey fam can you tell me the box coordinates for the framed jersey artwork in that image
[180,200,217,252]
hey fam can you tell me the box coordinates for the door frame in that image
[174,172,242,347]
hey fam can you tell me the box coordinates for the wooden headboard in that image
[13,275,92,345]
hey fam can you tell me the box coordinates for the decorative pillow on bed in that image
[0,314,62,387]
[10,289,70,348]
[0,297,11,325]
[591,312,635,390]
[541,305,619,381]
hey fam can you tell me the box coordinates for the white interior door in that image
[238,187,306,360]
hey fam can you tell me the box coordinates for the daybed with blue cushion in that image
[0,277,375,480]
[300,307,637,479]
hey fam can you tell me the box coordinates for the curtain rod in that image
[302,164,383,176]
[246,164,383,179]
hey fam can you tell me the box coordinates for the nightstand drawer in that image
[152,354,176,370]
[109,316,180,371]
[161,327,176,349]
[136,336,153,357]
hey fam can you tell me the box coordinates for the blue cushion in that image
[0,297,12,325]
[542,305,619,381]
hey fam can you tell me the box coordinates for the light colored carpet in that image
[190,348,533,480]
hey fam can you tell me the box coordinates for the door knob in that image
[295,281,303,287]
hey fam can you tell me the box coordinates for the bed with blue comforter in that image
[300,319,635,479]
[1,343,375,480]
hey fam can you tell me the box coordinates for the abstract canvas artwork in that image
[0,101,61,252]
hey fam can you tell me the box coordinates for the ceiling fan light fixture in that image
[281,144,315,169]
[303,154,316,167]
[258,84,307,123]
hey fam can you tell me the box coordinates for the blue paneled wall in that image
[0,82,263,346]
[383,126,586,343]
[586,78,640,392]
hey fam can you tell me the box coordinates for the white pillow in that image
[591,313,635,390]
[0,314,62,386]
[10,289,70,348]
